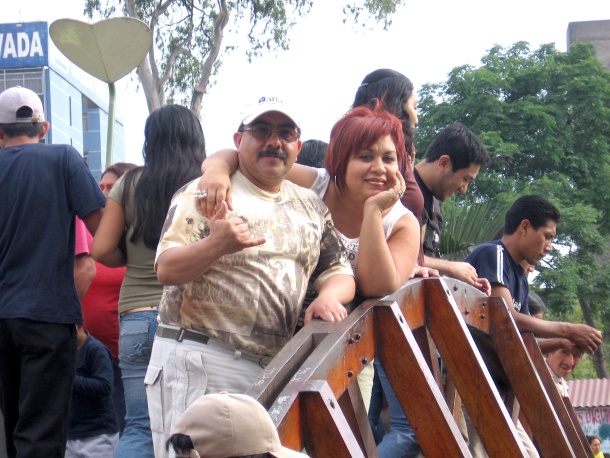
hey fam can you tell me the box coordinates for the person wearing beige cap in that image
[0,86,106,457]
[147,96,355,457]
[167,392,306,458]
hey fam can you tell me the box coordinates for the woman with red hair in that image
[306,104,419,297]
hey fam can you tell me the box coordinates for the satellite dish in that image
[50,17,152,165]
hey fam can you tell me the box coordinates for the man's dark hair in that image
[504,195,560,235]
[296,139,328,168]
[0,123,43,137]
[167,433,194,454]
[423,122,489,171]
[0,106,45,138]
[528,291,546,317]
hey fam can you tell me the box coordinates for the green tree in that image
[84,0,404,116]
[437,198,508,261]
[417,41,610,377]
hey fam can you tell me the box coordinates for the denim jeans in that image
[114,311,158,458]
[373,358,422,458]
[367,364,386,445]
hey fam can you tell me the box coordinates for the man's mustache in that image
[258,148,287,161]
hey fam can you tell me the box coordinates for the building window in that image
[0,68,44,95]
[0,69,46,143]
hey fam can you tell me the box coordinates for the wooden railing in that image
[245,277,593,458]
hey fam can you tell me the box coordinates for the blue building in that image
[0,21,125,179]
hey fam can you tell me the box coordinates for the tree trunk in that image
[190,1,230,118]
[579,298,609,378]
[125,0,164,114]
[137,58,162,114]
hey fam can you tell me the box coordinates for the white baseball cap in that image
[240,96,300,128]
[0,86,45,123]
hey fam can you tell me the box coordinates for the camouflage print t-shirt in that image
[155,171,353,357]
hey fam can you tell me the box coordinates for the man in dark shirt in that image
[465,195,601,351]
[464,195,602,457]
[414,122,490,290]
[0,86,105,457]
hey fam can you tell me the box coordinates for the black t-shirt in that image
[0,143,106,324]
[414,168,442,258]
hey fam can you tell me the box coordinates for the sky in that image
[3,1,610,164]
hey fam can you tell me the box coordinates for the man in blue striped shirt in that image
[464,194,602,457]
[466,194,601,353]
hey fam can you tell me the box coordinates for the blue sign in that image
[0,22,48,69]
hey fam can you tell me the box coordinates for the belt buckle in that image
[176,327,185,343]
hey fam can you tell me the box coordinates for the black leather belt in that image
[156,326,209,345]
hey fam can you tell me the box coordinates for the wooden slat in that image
[245,278,589,457]
[564,396,595,458]
[424,278,528,457]
[374,302,472,457]
[487,298,576,457]
[300,380,366,458]
[522,333,591,457]
[253,300,379,450]
[337,383,379,458]
[444,373,463,424]
[412,326,443,390]
[387,278,426,330]
[248,319,327,409]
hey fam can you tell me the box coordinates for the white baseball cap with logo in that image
[0,86,45,124]
[240,96,300,128]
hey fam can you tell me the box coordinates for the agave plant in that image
[438,198,509,261]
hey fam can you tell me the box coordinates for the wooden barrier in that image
[246,277,591,457]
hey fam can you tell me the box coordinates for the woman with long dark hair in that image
[92,104,206,457]
[352,69,425,264]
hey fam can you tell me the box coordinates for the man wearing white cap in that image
[0,86,106,457]
[147,96,355,457]
[166,392,306,458]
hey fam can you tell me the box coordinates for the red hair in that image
[325,104,406,193]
